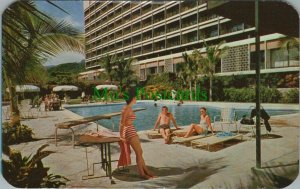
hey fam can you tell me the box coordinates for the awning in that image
[207,0,299,37]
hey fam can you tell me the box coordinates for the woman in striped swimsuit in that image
[119,88,156,179]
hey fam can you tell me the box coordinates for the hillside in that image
[47,61,85,74]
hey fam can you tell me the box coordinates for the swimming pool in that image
[66,102,298,131]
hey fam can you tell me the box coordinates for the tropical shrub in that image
[281,88,299,103]
[2,144,69,188]
[260,87,282,103]
[147,73,176,87]
[2,122,34,145]
[223,87,281,103]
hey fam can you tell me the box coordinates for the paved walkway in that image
[2,102,299,188]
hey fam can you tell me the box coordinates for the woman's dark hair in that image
[125,87,136,104]
[200,107,206,111]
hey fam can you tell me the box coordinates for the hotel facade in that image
[81,0,299,82]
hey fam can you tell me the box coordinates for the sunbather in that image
[183,107,215,138]
[153,106,181,143]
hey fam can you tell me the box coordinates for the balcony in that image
[142,18,152,27]
[122,4,130,13]
[142,5,152,15]
[154,42,165,51]
[124,51,131,58]
[220,22,244,35]
[180,1,197,13]
[123,27,131,35]
[143,47,152,54]
[132,10,141,20]
[153,12,165,24]
[199,14,218,23]
[167,27,179,33]
[132,35,141,44]
[132,23,141,32]
[132,48,141,56]
[123,39,131,47]
[154,26,165,37]
[166,9,179,19]
[167,35,180,46]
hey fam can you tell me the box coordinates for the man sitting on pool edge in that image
[153,106,181,144]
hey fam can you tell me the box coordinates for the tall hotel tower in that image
[81,1,298,82]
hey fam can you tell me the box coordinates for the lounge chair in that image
[191,133,243,151]
[214,107,238,133]
[146,128,177,139]
[171,133,212,146]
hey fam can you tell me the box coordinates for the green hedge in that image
[224,87,282,103]
[281,89,299,103]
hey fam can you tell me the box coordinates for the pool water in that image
[66,102,298,132]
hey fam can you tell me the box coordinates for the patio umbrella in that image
[6,84,40,93]
[52,85,79,92]
[95,85,118,90]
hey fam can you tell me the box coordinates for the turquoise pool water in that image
[66,102,298,131]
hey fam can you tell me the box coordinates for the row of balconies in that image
[86,18,218,51]
[85,0,205,27]
[85,0,206,37]
[85,12,218,44]
[85,2,161,30]
[86,16,249,52]
[85,23,252,60]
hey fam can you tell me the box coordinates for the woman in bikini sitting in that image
[183,107,215,138]
[153,106,181,144]
[119,87,156,179]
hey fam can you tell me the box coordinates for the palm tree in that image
[176,52,198,100]
[3,0,84,126]
[100,54,115,84]
[195,41,228,101]
[113,57,135,87]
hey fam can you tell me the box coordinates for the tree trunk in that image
[8,85,21,127]
[189,81,192,100]
[3,70,21,127]
[194,81,197,101]
[209,76,213,102]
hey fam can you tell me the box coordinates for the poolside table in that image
[78,135,120,184]
[54,108,146,147]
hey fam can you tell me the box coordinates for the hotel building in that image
[81,0,299,82]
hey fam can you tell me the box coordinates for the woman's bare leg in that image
[184,124,196,138]
[184,124,203,137]
[129,136,155,179]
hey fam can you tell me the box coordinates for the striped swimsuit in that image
[123,112,138,140]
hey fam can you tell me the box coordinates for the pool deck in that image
[2,101,299,188]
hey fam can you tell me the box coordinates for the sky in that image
[34,0,85,66]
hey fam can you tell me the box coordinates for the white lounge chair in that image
[214,107,238,133]
[191,133,243,151]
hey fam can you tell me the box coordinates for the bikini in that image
[123,111,138,140]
